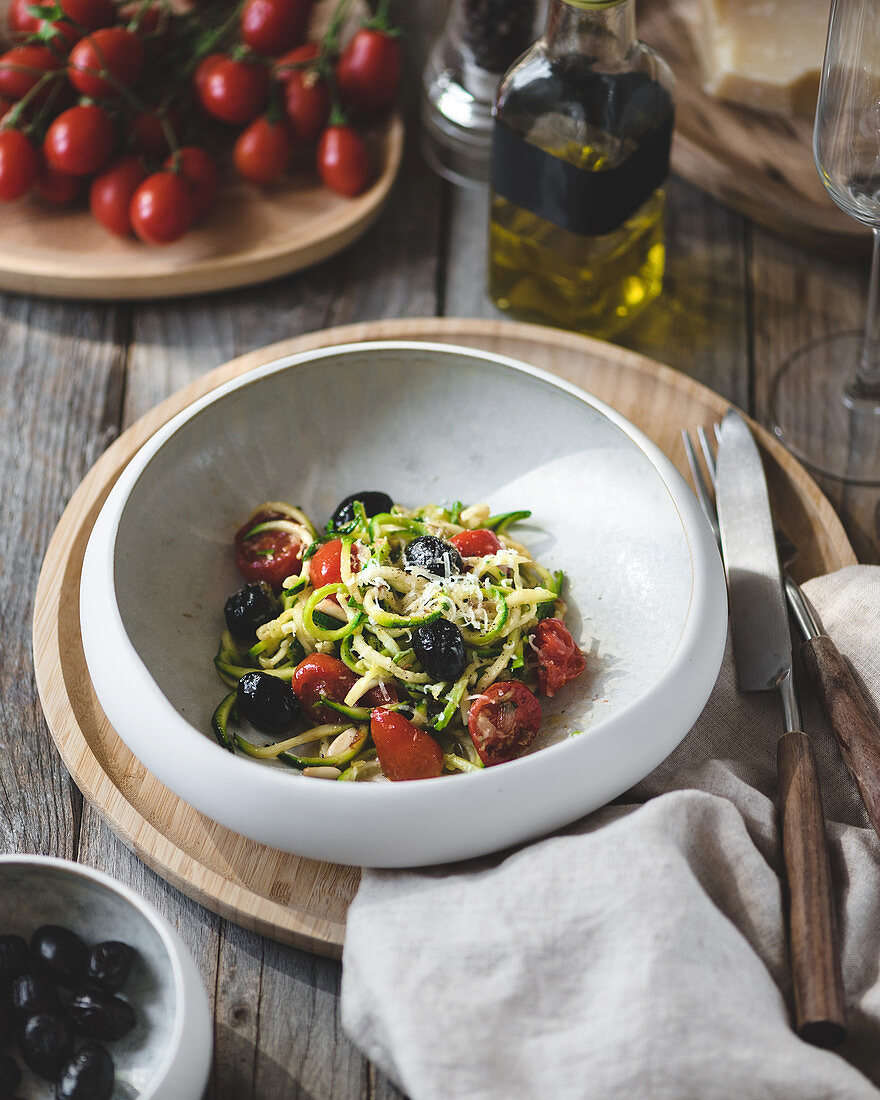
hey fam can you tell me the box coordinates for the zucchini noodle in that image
[213,498,575,781]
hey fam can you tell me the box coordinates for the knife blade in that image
[715,408,846,1049]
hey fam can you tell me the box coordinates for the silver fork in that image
[682,425,880,842]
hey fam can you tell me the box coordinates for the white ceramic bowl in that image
[80,341,727,867]
[0,855,211,1100]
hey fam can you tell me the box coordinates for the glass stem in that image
[855,227,880,398]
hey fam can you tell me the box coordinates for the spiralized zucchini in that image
[213,499,568,780]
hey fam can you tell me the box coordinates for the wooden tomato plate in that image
[0,0,403,300]
[32,318,857,959]
[641,0,868,256]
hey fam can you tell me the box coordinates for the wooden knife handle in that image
[801,634,880,842]
[777,730,846,1047]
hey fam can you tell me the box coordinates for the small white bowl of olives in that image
[0,856,210,1100]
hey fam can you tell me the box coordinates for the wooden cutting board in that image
[641,0,868,256]
[32,318,857,960]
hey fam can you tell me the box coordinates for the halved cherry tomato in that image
[33,158,81,204]
[467,680,541,766]
[234,115,292,184]
[164,146,217,222]
[450,529,501,558]
[335,28,401,114]
[308,538,360,589]
[293,653,396,723]
[240,0,312,56]
[69,28,145,98]
[198,56,269,126]
[0,45,63,101]
[129,170,193,244]
[528,618,586,697]
[90,154,146,236]
[371,709,443,781]
[0,128,38,200]
[44,104,115,177]
[317,124,370,197]
[234,508,305,590]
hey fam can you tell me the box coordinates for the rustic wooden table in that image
[3,4,879,1098]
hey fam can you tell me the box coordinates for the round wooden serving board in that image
[640,0,869,256]
[32,318,857,959]
[0,0,403,300]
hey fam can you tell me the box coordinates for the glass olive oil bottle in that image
[488,0,674,338]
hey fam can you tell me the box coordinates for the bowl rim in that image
[80,339,727,861]
[0,853,191,1098]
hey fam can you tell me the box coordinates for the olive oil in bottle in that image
[488,0,674,338]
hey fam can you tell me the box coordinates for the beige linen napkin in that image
[341,566,880,1099]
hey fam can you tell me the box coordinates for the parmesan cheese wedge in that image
[681,0,830,117]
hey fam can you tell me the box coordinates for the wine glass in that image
[769,0,880,484]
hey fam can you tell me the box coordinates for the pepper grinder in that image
[421,0,543,187]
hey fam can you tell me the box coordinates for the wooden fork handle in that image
[801,634,880,842]
[777,730,847,1048]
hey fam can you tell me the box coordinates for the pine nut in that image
[303,766,342,779]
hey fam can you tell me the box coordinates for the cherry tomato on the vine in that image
[336,28,401,114]
[69,28,145,99]
[198,57,269,126]
[0,45,63,101]
[7,0,39,36]
[164,146,217,222]
[292,653,397,724]
[44,104,115,177]
[450,528,502,558]
[370,710,444,782]
[527,618,586,697]
[273,39,319,79]
[234,115,292,184]
[57,0,116,32]
[33,159,82,204]
[283,70,329,143]
[235,508,304,590]
[129,170,194,244]
[317,125,370,197]
[90,154,146,236]
[128,107,180,157]
[193,52,224,100]
[0,128,39,200]
[240,0,312,56]
[467,680,542,767]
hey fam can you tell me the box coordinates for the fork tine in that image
[697,424,717,483]
[681,429,720,544]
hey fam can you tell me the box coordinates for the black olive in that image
[20,1014,73,1080]
[329,490,394,530]
[403,535,464,578]
[11,973,60,1018]
[223,581,280,640]
[0,1053,20,1096]
[68,991,135,1041]
[237,671,301,734]
[31,926,88,988]
[86,942,135,994]
[55,1043,114,1100]
[412,619,467,682]
[0,936,28,983]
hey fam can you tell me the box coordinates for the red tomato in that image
[308,538,361,589]
[129,170,193,244]
[0,45,63,101]
[234,115,292,183]
[316,125,370,197]
[89,154,146,236]
[234,508,305,590]
[193,52,223,99]
[33,159,81,204]
[467,680,541,766]
[39,0,117,48]
[528,618,585,698]
[69,28,145,98]
[128,108,180,157]
[7,0,39,35]
[371,710,444,781]
[44,104,115,177]
[164,146,217,222]
[0,128,38,200]
[273,40,319,80]
[122,2,173,50]
[283,67,329,142]
[240,0,312,55]
[450,529,502,558]
[336,28,400,114]
[293,654,397,723]
[198,57,269,126]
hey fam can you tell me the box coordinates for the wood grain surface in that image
[0,0,403,300]
[32,316,857,964]
[3,2,880,1097]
